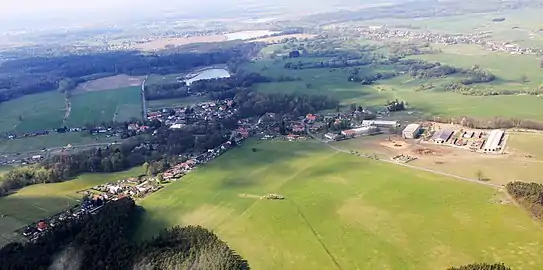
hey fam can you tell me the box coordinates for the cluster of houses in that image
[345,26,543,55]
[20,196,105,241]
[87,177,162,200]
[146,100,237,129]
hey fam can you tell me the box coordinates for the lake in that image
[184,68,231,85]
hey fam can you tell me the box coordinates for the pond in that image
[184,68,231,85]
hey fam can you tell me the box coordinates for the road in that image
[141,76,148,120]
[306,129,503,188]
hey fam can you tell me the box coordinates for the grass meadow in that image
[137,140,543,270]
[243,56,543,120]
[0,167,143,246]
[66,86,142,126]
[0,91,65,133]
[147,96,208,110]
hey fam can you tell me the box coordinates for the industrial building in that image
[431,129,454,144]
[402,124,421,139]
[361,120,399,128]
[482,129,505,152]
[341,126,378,138]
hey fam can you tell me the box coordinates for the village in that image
[342,25,543,55]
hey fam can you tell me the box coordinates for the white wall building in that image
[483,129,505,152]
[362,120,399,128]
[402,124,421,139]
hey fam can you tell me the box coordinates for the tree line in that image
[506,182,543,219]
[0,42,261,103]
[0,198,249,269]
[448,263,511,270]
[429,116,543,131]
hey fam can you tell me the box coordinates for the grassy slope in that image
[0,167,143,245]
[137,140,543,270]
[67,86,141,126]
[243,57,543,119]
[0,133,117,154]
[0,91,65,133]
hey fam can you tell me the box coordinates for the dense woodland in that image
[447,263,511,270]
[0,198,249,269]
[0,42,261,103]
[506,182,543,219]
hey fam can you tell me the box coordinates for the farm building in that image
[402,124,421,139]
[324,133,340,141]
[341,126,378,137]
[361,120,399,128]
[483,129,505,152]
[431,129,454,144]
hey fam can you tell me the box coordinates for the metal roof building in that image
[402,124,421,139]
[483,129,504,152]
[431,129,454,143]
[361,120,399,127]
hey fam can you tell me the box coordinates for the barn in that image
[402,124,421,139]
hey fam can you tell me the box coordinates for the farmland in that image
[242,56,543,120]
[74,74,144,93]
[66,86,142,126]
[133,35,227,51]
[0,167,143,246]
[147,96,208,110]
[0,91,66,133]
[137,140,543,270]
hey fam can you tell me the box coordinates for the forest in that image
[0,42,261,103]
[506,182,543,219]
[0,198,249,270]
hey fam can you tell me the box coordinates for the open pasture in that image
[66,86,141,126]
[243,56,543,119]
[147,96,208,110]
[137,140,543,270]
[0,91,65,133]
[0,167,143,246]
[74,74,144,93]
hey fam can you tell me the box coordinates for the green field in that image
[0,133,118,154]
[243,57,543,120]
[137,140,543,270]
[147,96,208,110]
[0,167,143,246]
[66,87,142,126]
[0,91,66,133]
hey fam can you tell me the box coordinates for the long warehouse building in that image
[482,129,504,152]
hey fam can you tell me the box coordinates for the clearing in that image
[74,75,144,93]
[0,167,144,246]
[137,139,543,270]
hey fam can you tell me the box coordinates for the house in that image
[170,123,184,129]
[431,129,454,144]
[306,114,317,122]
[402,124,421,139]
[324,133,340,141]
[36,221,47,232]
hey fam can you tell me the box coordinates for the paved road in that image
[307,130,503,188]
[141,76,148,120]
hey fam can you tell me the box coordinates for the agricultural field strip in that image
[214,150,343,268]
[308,130,502,188]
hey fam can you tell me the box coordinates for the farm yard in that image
[137,140,543,270]
[0,167,143,246]
[334,130,543,185]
